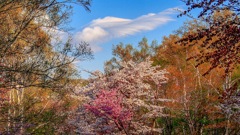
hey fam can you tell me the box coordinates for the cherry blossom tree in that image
[79,58,170,134]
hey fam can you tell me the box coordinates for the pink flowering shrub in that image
[85,89,132,123]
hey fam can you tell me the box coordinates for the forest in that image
[0,0,239,134]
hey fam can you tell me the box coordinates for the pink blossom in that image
[85,89,132,123]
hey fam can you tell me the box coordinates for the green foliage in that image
[26,110,66,134]
[104,37,158,73]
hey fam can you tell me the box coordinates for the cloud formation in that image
[74,8,178,52]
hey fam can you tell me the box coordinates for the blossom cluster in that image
[80,58,169,134]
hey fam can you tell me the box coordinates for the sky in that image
[65,0,189,78]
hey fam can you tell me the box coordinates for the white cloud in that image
[78,26,109,43]
[73,8,178,52]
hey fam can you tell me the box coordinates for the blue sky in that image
[66,0,189,78]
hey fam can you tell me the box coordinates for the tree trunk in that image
[7,90,12,134]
